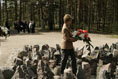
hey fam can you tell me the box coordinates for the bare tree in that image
[19,0,22,21]
[14,0,18,20]
[0,0,1,25]
[5,0,8,21]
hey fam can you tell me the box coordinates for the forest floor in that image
[0,32,118,67]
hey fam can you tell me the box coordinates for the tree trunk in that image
[66,0,71,14]
[38,1,41,27]
[59,0,62,29]
[0,0,1,25]
[30,3,33,21]
[41,6,45,29]
[19,0,22,21]
[78,0,82,26]
[48,0,54,30]
[5,0,8,21]
[74,0,77,27]
[97,0,101,31]
[88,0,91,32]
[102,0,107,32]
[2,3,5,25]
[14,0,18,21]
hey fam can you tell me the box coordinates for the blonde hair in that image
[63,14,72,23]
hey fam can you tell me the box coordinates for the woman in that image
[61,14,78,75]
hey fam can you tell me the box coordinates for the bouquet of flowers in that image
[72,29,94,48]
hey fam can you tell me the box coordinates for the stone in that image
[49,60,56,68]
[82,51,92,62]
[99,47,113,64]
[0,67,14,79]
[56,44,61,55]
[56,44,61,51]
[32,48,40,62]
[49,47,56,59]
[11,66,26,79]
[110,44,115,54]
[97,63,111,79]
[42,44,49,50]
[54,76,61,79]
[26,66,37,79]
[33,45,40,51]
[37,57,54,79]
[40,50,50,59]
[90,60,97,76]
[0,69,5,79]
[77,65,86,79]
[82,62,91,79]
[43,63,54,79]
[76,47,84,58]
[113,49,118,59]
[24,58,32,67]
[24,45,30,52]
[53,66,61,76]
[37,60,44,79]
[54,51,61,65]
[104,43,109,50]
[116,42,118,50]
[90,46,100,59]
[64,68,74,79]
[76,59,82,65]
[17,50,28,59]
[115,66,118,78]
[14,57,23,66]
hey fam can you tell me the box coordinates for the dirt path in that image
[0,32,118,66]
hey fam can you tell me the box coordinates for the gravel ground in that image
[0,32,118,67]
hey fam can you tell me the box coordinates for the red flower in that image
[77,29,83,33]
[83,30,88,33]
[85,34,88,38]
[77,32,81,35]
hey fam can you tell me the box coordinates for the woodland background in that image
[0,0,118,34]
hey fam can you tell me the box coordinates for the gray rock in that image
[115,65,118,79]
[24,45,30,52]
[0,69,5,79]
[37,60,44,79]
[77,65,86,79]
[110,44,115,54]
[37,59,54,79]
[54,51,61,65]
[42,44,49,50]
[41,50,50,59]
[49,47,56,59]
[116,42,118,50]
[49,60,56,69]
[104,43,109,50]
[56,44,61,51]
[14,57,23,66]
[0,67,14,79]
[90,46,100,59]
[25,67,37,79]
[54,76,61,79]
[33,45,40,51]
[53,66,61,76]
[64,68,74,79]
[76,47,84,58]
[11,66,26,79]
[113,49,118,59]
[17,50,28,58]
[97,63,111,79]
[82,62,91,79]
